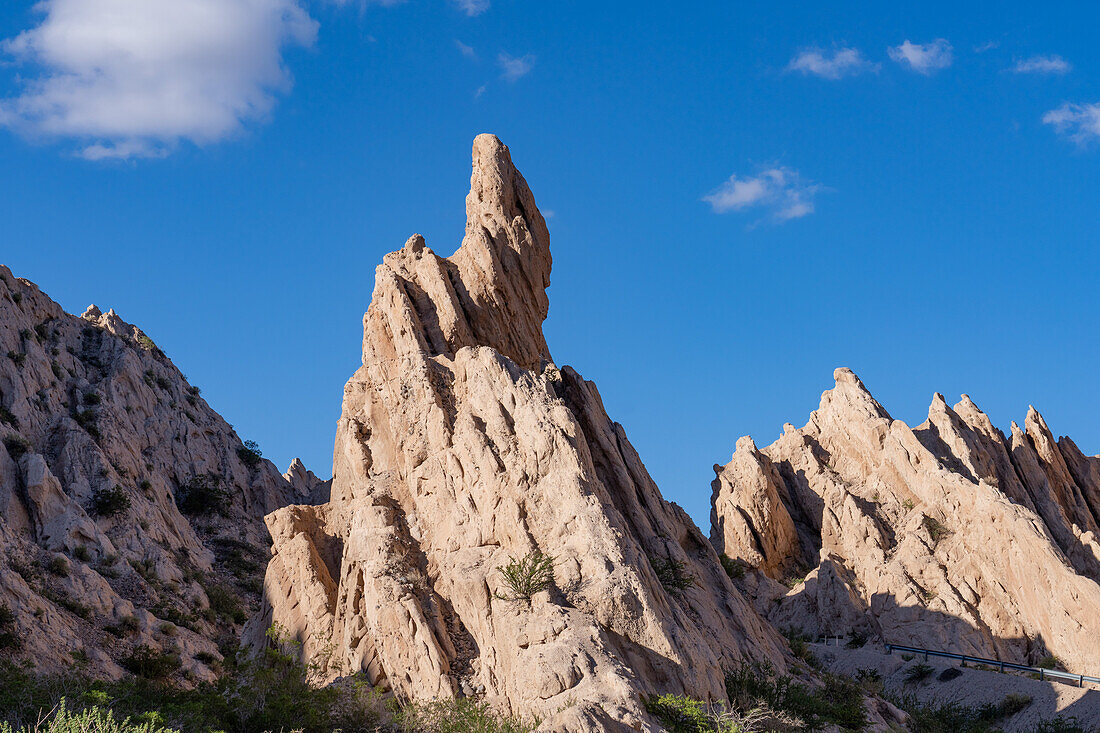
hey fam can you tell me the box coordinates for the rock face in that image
[260,135,790,731]
[711,367,1100,675]
[0,268,322,678]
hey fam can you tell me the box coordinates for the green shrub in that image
[2,436,30,461]
[83,392,102,406]
[395,698,537,733]
[174,474,229,516]
[47,556,70,577]
[6,352,25,368]
[1038,655,1062,670]
[0,405,17,429]
[845,631,868,649]
[904,663,935,683]
[0,698,179,733]
[922,515,951,544]
[0,604,18,650]
[495,551,555,601]
[719,554,746,580]
[203,584,246,625]
[135,335,157,352]
[73,545,91,563]
[91,486,131,517]
[72,409,100,438]
[235,440,263,470]
[121,646,181,680]
[725,661,867,731]
[782,629,816,667]
[649,553,696,595]
[11,292,22,305]
[642,694,716,732]
[893,692,1039,733]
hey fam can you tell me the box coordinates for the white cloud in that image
[452,0,489,16]
[455,40,476,59]
[0,0,317,159]
[499,52,534,82]
[1043,103,1100,145]
[888,39,953,75]
[704,168,821,222]
[1012,55,1072,75]
[787,47,877,80]
[974,40,1000,53]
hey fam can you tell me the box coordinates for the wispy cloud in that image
[1012,55,1071,75]
[704,167,821,222]
[0,0,317,160]
[452,0,489,16]
[498,52,535,82]
[1043,103,1100,145]
[787,47,877,80]
[974,40,1000,53]
[888,39,953,75]
[455,40,476,59]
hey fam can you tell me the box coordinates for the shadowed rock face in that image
[0,269,323,679]
[711,367,1100,675]
[259,135,790,732]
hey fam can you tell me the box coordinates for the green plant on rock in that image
[649,553,696,595]
[236,440,263,470]
[0,604,18,650]
[395,698,538,733]
[91,486,131,517]
[904,663,934,683]
[174,473,229,516]
[121,645,181,680]
[642,694,718,733]
[0,698,179,733]
[922,515,951,544]
[495,551,555,601]
[719,554,746,580]
[2,436,30,460]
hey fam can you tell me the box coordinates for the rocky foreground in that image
[712,367,1100,675]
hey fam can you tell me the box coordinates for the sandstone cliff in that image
[260,135,792,732]
[711,367,1100,675]
[0,268,324,679]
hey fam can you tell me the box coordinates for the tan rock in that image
[712,367,1100,674]
[260,134,790,731]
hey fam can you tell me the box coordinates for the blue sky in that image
[1,1,1098,525]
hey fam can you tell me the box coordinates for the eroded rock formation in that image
[260,135,791,732]
[712,367,1100,675]
[0,269,323,678]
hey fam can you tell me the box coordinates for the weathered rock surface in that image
[0,268,321,678]
[260,135,792,732]
[712,367,1100,675]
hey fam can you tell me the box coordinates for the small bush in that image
[922,515,951,544]
[236,440,263,470]
[83,392,102,406]
[73,545,91,563]
[135,335,157,352]
[6,352,25,368]
[642,693,715,732]
[905,663,935,683]
[122,645,181,679]
[91,486,131,517]
[204,583,247,625]
[0,405,17,429]
[0,698,179,733]
[11,292,22,305]
[3,436,30,460]
[1038,655,1062,670]
[395,698,537,733]
[47,555,70,577]
[725,661,867,731]
[0,604,18,650]
[719,554,746,580]
[175,474,229,516]
[72,409,100,438]
[495,551,555,601]
[782,629,816,667]
[649,553,696,595]
[845,631,868,649]
[854,668,883,695]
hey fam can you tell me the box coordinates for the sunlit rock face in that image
[259,134,791,732]
[0,268,323,679]
[712,367,1100,675]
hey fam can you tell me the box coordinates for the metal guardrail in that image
[883,643,1100,688]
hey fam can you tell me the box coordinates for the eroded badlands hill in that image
[0,269,325,679]
[259,135,793,732]
[711,367,1100,675]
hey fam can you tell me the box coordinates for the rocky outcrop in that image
[260,135,791,732]
[712,367,1100,675]
[0,268,320,678]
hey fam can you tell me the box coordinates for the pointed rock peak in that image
[782,422,795,435]
[1025,405,1053,439]
[929,392,949,413]
[82,305,102,319]
[833,367,860,385]
[1010,420,1024,437]
[735,435,758,454]
[404,234,427,255]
